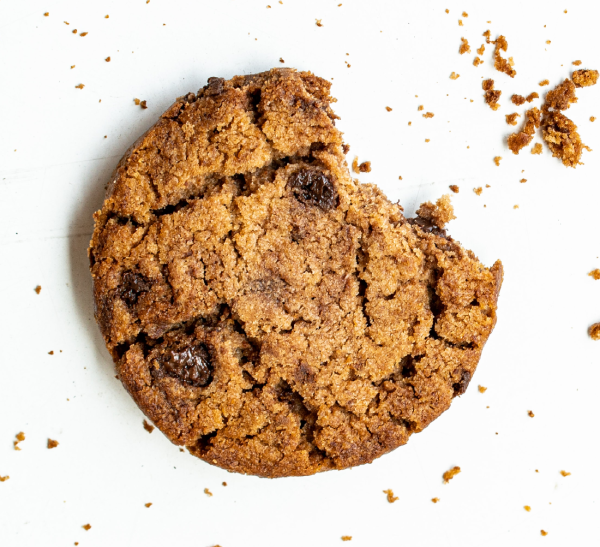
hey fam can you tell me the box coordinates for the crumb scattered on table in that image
[474,187,482,196]
[423,112,434,118]
[513,205,519,209]
[526,92,539,102]
[383,489,398,503]
[34,285,42,294]
[494,156,502,166]
[459,37,471,54]
[524,505,531,512]
[531,143,543,154]
[145,503,152,508]
[508,107,541,155]
[140,100,148,109]
[449,185,459,193]
[14,432,25,451]
[541,530,548,537]
[573,60,582,66]
[315,19,323,27]
[222,482,227,486]
[105,57,111,62]
[539,79,550,86]
[572,69,599,88]
[560,470,571,477]
[588,269,600,280]
[473,57,483,67]
[512,95,526,106]
[47,439,59,449]
[506,113,520,125]
[75,84,85,89]
[478,385,487,393]
[493,35,517,78]
[591,116,596,122]
[385,106,392,112]
[528,410,535,417]
[520,178,527,183]
[82,524,91,531]
[143,420,154,433]
[443,466,461,484]
[341,537,352,542]
[204,488,213,497]
[80,32,88,37]
[589,323,600,340]
[483,79,501,110]
[450,72,460,80]
[431,497,439,503]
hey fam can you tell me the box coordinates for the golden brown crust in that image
[89,68,503,478]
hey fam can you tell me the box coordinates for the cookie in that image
[89,68,503,478]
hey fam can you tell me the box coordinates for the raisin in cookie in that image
[89,68,503,478]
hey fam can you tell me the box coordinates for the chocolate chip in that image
[162,345,213,387]
[121,272,151,307]
[205,77,225,96]
[407,217,447,238]
[289,168,338,210]
[452,369,472,397]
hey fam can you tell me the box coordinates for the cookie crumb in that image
[0,476,9,482]
[459,37,471,55]
[520,178,527,183]
[573,60,582,66]
[342,144,350,154]
[591,116,596,122]
[80,32,88,37]
[528,410,535,417]
[450,72,460,80]
[445,9,449,13]
[418,105,424,111]
[47,439,59,449]
[493,35,517,78]
[204,488,213,497]
[383,489,398,503]
[385,106,392,112]
[539,79,550,86]
[524,505,531,512]
[478,385,487,393]
[494,156,502,166]
[588,269,600,280]
[140,100,148,109]
[316,19,323,27]
[48,350,54,355]
[222,482,227,486]
[431,497,439,503]
[82,524,91,531]
[449,185,459,193]
[398,176,403,180]
[589,323,600,339]
[14,432,25,451]
[526,92,540,102]
[72,29,77,33]
[513,205,519,209]
[443,466,461,483]
[105,57,111,62]
[35,285,42,294]
[506,113,520,126]
[415,195,456,228]
[105,15,109,19]
[44,12,49,16]
[508,107,541,155]
[541,530,548,537]
[425,138,430,143]
[341,537,352,542]
[71,65,75,69]
[134,98,141,105]
[474,187,483,196]
[477,44,485,55]
[560,470,571,477]
[541,105,589,168]
[75,84,85,89]
[483,79,501,110]
[423,112,434,119]
[546,40,551,44]
[512,95,526,106]
[572,69,599,88]
[531,143,543,154]
[358,161,371,173]
[145,503,152,508]
[473,57,483,67]
[279,58,284,63]
[143,420,154,433]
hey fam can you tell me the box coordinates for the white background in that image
[1,1,599,545]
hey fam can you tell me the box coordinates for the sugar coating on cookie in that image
[89,68,503,478]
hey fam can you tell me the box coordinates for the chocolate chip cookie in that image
[89,68,503,478]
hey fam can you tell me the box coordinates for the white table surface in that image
[1,1,599,545]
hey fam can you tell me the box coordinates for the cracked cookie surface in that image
[89,68,503,477]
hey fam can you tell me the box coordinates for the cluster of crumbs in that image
[507,108,541,154]
[493,35,516,78]
[506,113,520,126]
[352,157,371,173]
[483,79,501,110]
[443,466,461,483]
[14,432,25,451]
[459,37,471,54]
[383,489,398,503]
[573,69,599,87]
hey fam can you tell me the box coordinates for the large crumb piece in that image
[459,37,471,54]
[449,185,459,193]
[506,113,520,125]
[383,489,398,503]
[526,92,539,102]
[588,269,600,280]
[542,110,590,167]
[545,79,578,111]
[47,439,59,449]
[531,143,543,154]
[443,466,461,483]
[0,475,9,482]
[508,108,541,155]
[572,69,599,88]
[560,470,571,477]
[589,323,600,340]
[415,195,455,229]
[511,94,526,106]
[493,35,516,78]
